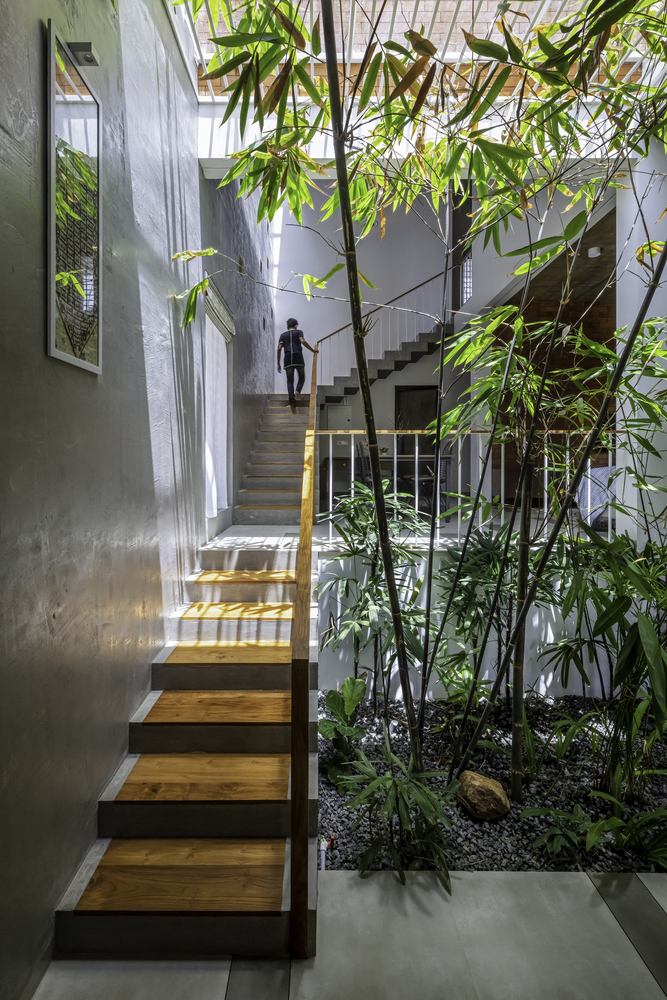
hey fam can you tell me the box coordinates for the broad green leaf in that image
[326,688,347,725]
[342,676,367,716]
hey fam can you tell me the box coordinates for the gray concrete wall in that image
[199,177,274,501]
[0,3,273,1000]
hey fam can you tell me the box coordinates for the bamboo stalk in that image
[321,0,423,770]
[456,239,667,779]
[511,460,533,802]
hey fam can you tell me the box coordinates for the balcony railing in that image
[316,429,617,543]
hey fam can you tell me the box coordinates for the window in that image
[461,254,473,304]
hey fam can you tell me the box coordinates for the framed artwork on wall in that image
[47,21,102,374]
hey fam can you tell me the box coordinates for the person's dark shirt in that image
[279,329,305,367]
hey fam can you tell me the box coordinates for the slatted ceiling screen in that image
[193,0,645,99]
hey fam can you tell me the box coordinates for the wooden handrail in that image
[289,352,318,958]
[317,270,445,346]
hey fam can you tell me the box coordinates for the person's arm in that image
[299,337,318,354]
[277,340,283,373]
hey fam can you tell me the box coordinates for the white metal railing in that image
[316,429,616,544]
[317,272,444,389]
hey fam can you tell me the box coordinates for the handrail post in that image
[289,348,319,958]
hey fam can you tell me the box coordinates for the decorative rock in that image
[458,770,510,821]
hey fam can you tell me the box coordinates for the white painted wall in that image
[272,190,448,394]
[317,554,608,700]
[204,316,229,517]
[615,144,667,542]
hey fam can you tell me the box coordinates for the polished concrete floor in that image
[33,871,667,1000]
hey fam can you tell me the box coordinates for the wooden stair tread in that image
[165,641,292,665]
[144,691,291,724]
[75,839,285,912]
[194,571,296,584]
[182,603,294,621]
[116,754,290,801]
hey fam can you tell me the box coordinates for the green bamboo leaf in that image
[294,60,325,107]
[462,29,508,63]
[563,210,588,241]
[210,33,280,47]
[239,59,254,135]
[592,594,632,636]
[638,613,667,711]
[202,51,250,80]
[222,64,249,124]
[471,65,512,123]
[504,235,564,257]
[511,244,565,275]
[384,40,413,59]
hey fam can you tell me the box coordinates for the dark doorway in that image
[395,385,438,512]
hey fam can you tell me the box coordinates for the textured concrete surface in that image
[32,960,231,1000]
[591,873,667,995]
[289,872,479,1000]
[639,873,667,913]
[0,1,273,998]
[27,872,667,999]
[289,872,665,1000]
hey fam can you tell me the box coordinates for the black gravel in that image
[317,692,667,874]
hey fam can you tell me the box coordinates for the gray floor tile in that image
[454,872,664,1000]
[33,959,231,1000]
[289,871,479,1000]
[225,958,290,1000]
[591,873,667,995]
[639,873,667,913]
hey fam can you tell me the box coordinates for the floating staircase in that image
[234,394,312,525]
[55,399,318,956]
[317,328,450,405]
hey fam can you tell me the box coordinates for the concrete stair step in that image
[197,546,299,572]
[242,474,302,490]
[169,601,293,642]
[233,506,301,526]
[249,452,304,465]
[253,441,304,455]
[97,753,318,838]
[262,412,310,422]
[151,641,318,690]
[246,463,304,476]
[237,489,301,504]
[185,569,296,603]
[257,430,306,443]
[55,837,317,956]
[128,689,317,753]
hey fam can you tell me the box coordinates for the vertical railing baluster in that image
[608,436,613,543]
[501,441,505,526]
[457,436,462,543]
[329,432,333,543]
[351,433,355,499]
[544,432,549,531]
[414,432,419,514]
